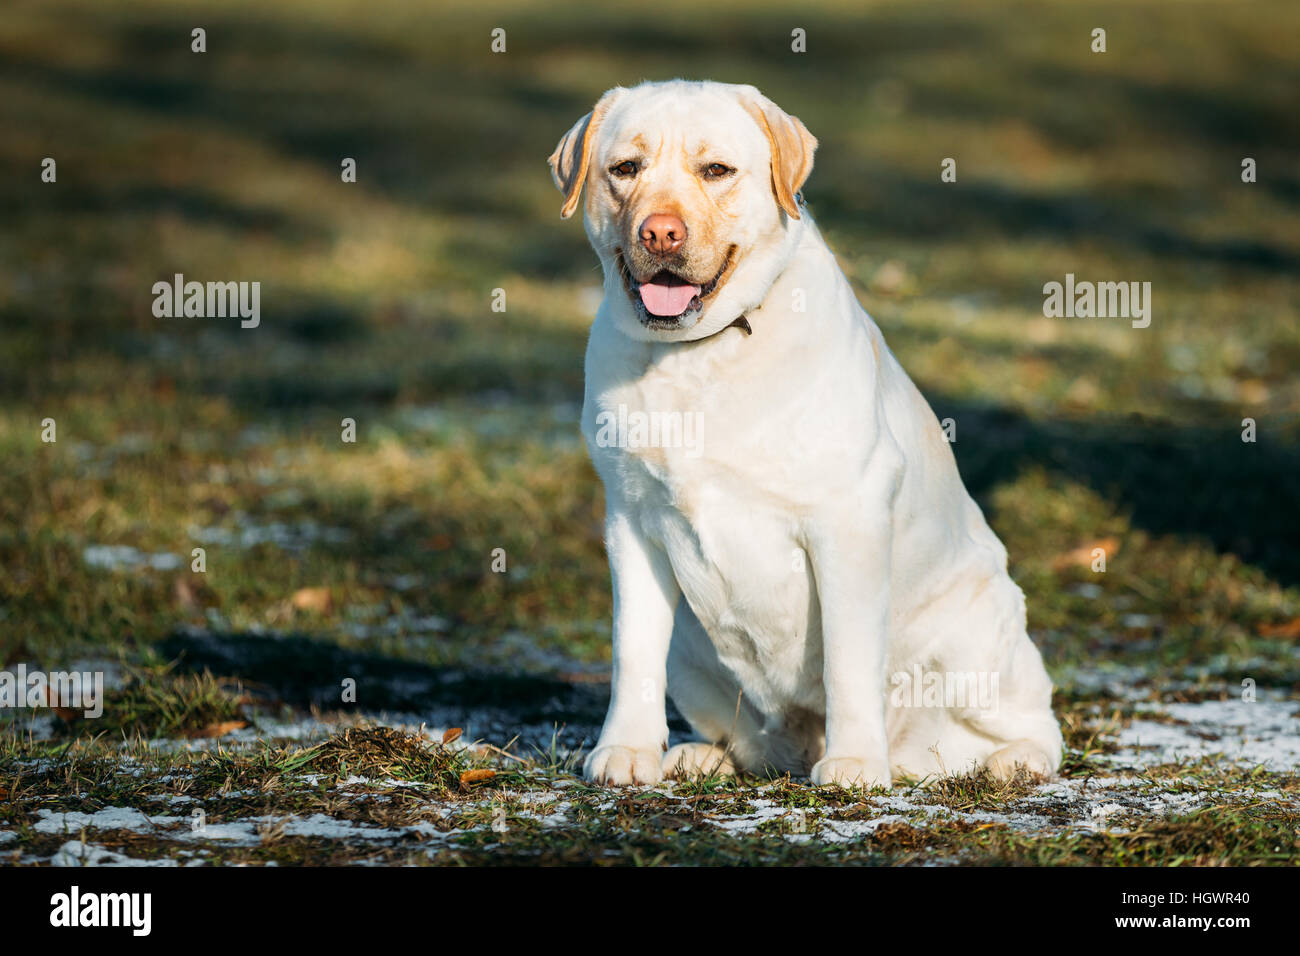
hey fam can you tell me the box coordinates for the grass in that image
[1,0,1298,864]
[4,724,1295,865]
[303,726,484,791]
[54,666,247,740]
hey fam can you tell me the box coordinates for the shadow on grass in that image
[6,3,1295,282]
[4,3,1299,675]
[158,628,694,748]
[812,167,1300,274]
[931,397,1300,585]
[159,628,607,720]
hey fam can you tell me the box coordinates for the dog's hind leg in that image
[962,633,1063,781]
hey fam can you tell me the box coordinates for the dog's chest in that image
[599,415,817,678]
[585,343,832,693]
[645,481,813,643]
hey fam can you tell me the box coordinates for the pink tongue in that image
[639,279,701,316]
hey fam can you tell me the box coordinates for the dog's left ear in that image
[740,90,818,220]
[548,87,625,220]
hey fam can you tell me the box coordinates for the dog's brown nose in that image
[638,213,687,256]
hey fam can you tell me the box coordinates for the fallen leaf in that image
[1051,537,1120,572]
[459,769,495,786]
[174,576,198,610]
[290,587,333,614]
[1238,379,1270,405]
[199,495,231,517]
[0,787,9,800]
[186,720,248,739]
[152,375,175,397]
[1064,377,1099,408]
[27,684,82,721]
[442,727,462,744]
[559,671,612,684]
[869,259,909,296]
[1259,617,1300,639]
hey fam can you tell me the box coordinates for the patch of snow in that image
[51,840,181,867]
[1110,699,1300,769]
[34,807,182,835]
[83,545,180,572]
[187,517,350,552]
[705,800,788,834]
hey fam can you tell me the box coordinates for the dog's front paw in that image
[584,745,664,786]
[811,755,891,790]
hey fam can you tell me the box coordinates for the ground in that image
[4,665,1300,864]
[1,0,1298,865]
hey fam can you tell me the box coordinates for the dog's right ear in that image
[548,87,625,220]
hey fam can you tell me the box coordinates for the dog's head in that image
[549,80,817,342]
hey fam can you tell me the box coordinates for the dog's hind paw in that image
[984,741,1056,782]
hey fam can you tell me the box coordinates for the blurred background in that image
[2,0,1298,712]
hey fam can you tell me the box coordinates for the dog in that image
[549,80,1063,788]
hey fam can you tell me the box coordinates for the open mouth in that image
[617,247,735,327]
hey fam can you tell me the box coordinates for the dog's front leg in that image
[584,501,678,786]
[806,498,896,790]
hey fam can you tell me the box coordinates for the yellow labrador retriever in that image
[550,80,1062,787]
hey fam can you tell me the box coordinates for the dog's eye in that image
[610,160,640,178]
[703,163,735,180]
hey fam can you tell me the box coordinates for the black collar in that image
[726,314,753,336]
[698,314,752,341]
